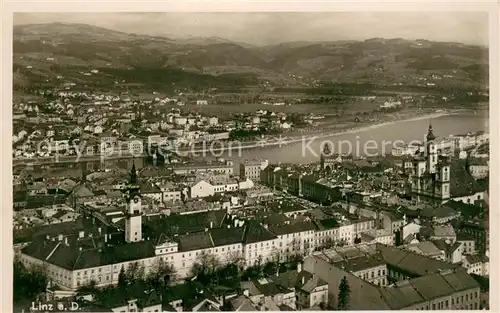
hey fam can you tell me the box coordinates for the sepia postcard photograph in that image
[2,3,498,312]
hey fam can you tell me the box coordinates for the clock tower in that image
[124,162,143,243]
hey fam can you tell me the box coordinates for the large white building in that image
[239,159,269,182]
[187,177,255,199]
[170,160,234,176]
[392,142,424,156]
[19,168,373,293]
[449,131,489,151]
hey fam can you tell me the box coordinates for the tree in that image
[146,258,175,289]
[337,239,348,247]
[241,265,261,281]
[77,279,98,294]
[316,237,336,251]
[262,262,278,277]
[226,250,245,272]
[13,261,48,304]
[217,263,239,283]
[288,238,305,262]
[190,252,221,286]
[117,266,127,289]
[126,262,146,283]
[337,276,351,310]
[268,248,281,269]
[288,253,304,269]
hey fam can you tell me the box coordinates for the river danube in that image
[219,112,489,165]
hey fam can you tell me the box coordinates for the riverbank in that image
[13,111,485,167]
[284,111,455,143]
[181,111,457,154]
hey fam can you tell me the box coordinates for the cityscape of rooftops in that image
[12,11,490,313]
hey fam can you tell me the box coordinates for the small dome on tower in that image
[426,121,436,142]
[322,143,332,156]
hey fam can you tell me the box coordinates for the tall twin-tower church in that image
[318,122,452,203]
[410,122,451,202]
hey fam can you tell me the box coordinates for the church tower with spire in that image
[434,155,451,200]
[124,162,143,243]
[426,121,437,174]
[320,143,332,171]
[411,122,453,203]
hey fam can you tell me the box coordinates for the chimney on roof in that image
[301,276,305,285]
[58,234,63,241]
[297,262,302,273]
[64,237,68,246]
[98,227,102,235]
[46,234,50,240]
[210,221,214,229]
[78,231,84,239]
[79,247,82,251]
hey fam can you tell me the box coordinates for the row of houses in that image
[19,201,387,292]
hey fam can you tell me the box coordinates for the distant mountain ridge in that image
[13,22,489,90]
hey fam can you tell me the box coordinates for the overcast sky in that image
[14,12,489,46]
